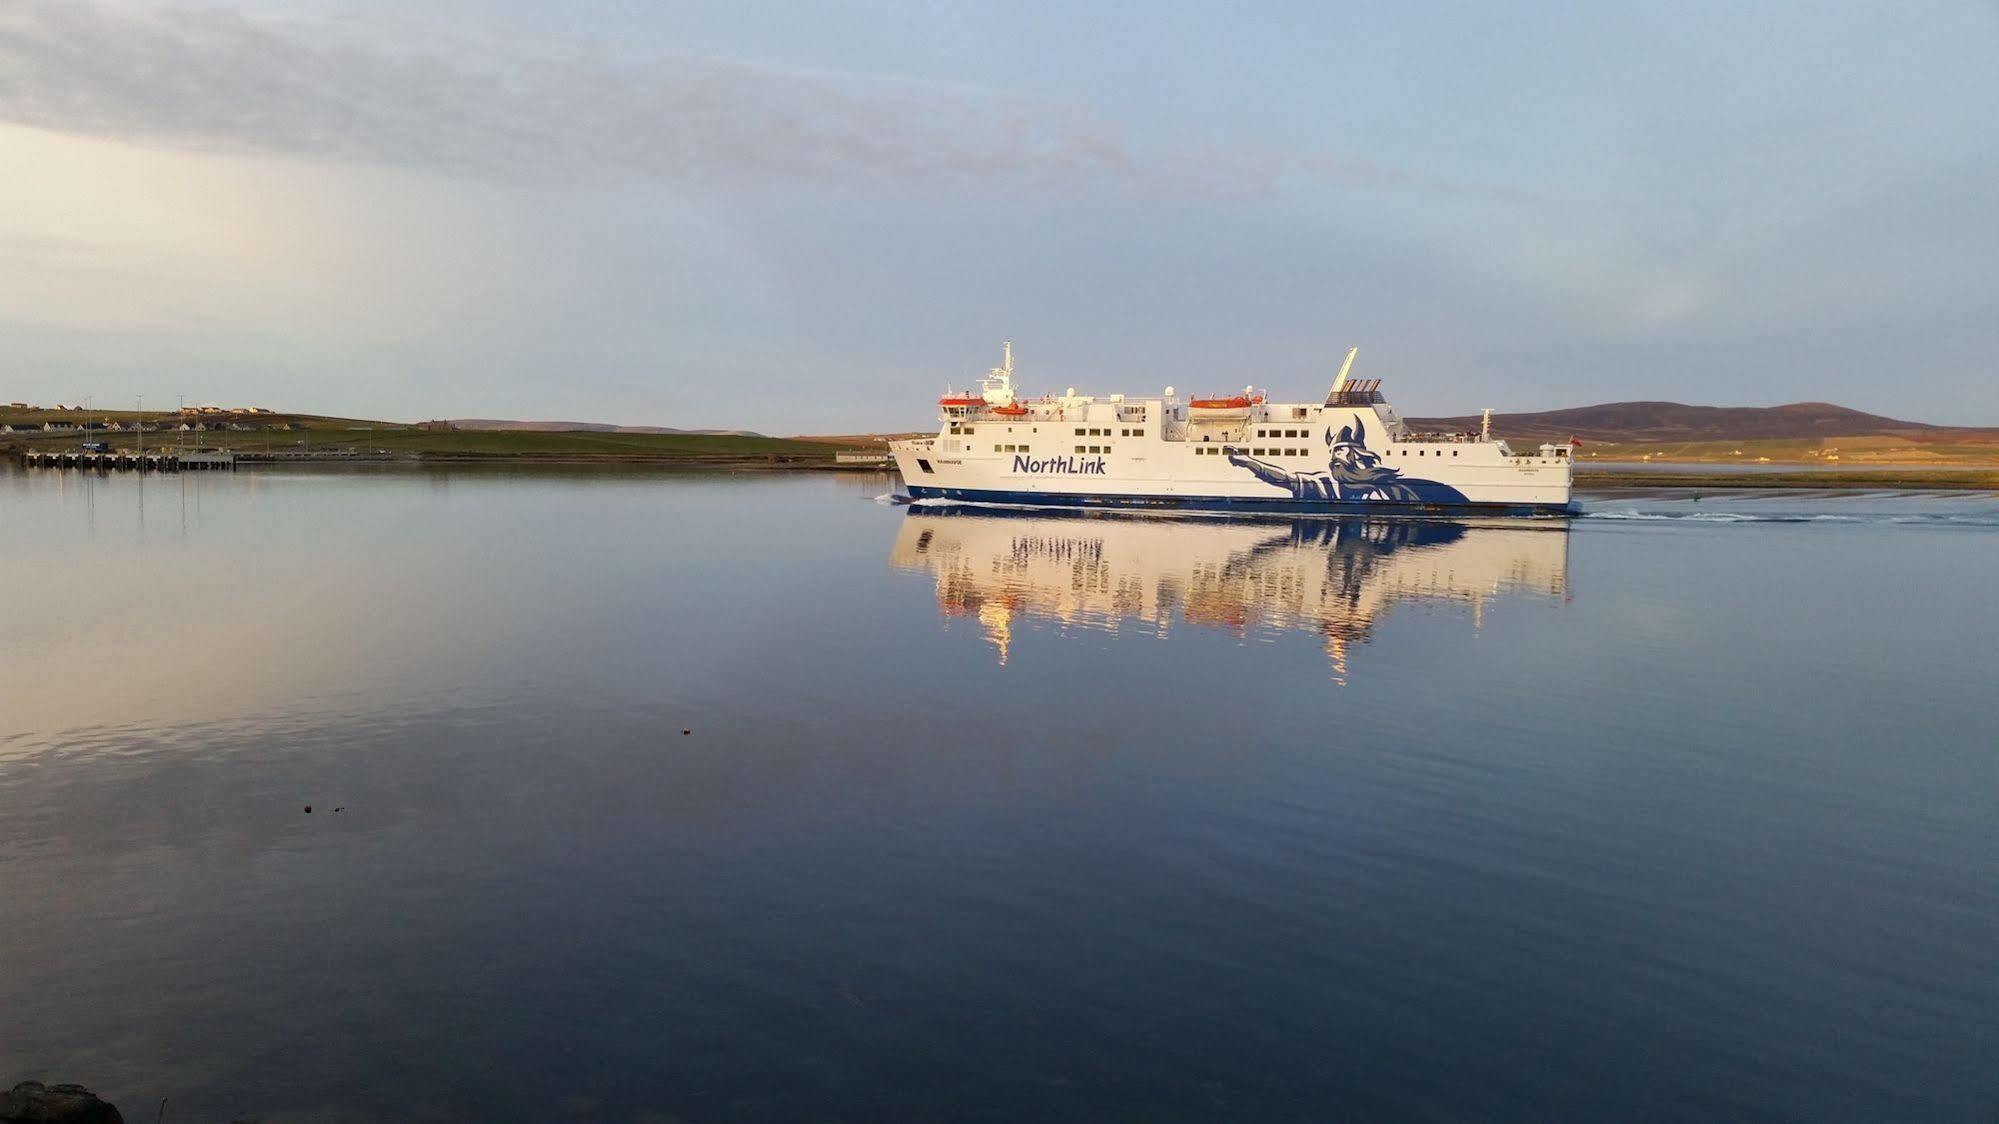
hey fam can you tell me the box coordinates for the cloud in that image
[0,0,1165,191]
[0,0,1508,198]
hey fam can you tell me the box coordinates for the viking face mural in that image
[1225,416,1469,504]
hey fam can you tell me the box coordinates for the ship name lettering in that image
[1011,455,1108,475]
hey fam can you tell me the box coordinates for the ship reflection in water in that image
[891,510,1572,681]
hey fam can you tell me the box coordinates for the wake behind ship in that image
[893,345,1576,516]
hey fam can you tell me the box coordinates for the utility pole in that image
[136,395,143,458]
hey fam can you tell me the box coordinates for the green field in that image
[1570,436,1999,466]
[0,409,843,462]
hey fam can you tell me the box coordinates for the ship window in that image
[1075,445,1086,453]
[1074,428,1086,436]
[1453,450,1459,456]
[1133,429,1144,438]
[915,458,933,474]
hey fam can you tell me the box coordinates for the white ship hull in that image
[894,348,1575,517]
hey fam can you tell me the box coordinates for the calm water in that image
[3,467,1995,1122]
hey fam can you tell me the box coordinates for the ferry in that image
[892,344,1576,516]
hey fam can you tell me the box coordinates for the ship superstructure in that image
[892,345,1576,515]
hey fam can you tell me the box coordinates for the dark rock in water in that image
[0,1081,125,1123]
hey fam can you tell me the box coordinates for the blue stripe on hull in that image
[904,485,1575,518]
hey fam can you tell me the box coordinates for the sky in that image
[1,0,1995,433]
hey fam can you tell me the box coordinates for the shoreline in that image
[10,448,1997,490]
[1574,468,1999,490]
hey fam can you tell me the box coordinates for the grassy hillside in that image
[0,409,835,461]
[1410,401,1999,464]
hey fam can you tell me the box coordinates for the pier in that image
[18,449,237,471]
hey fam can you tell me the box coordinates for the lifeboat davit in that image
[1189,392,1262,419]
[991,402,1029,417]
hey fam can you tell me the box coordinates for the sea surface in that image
[2,467,1995,1123]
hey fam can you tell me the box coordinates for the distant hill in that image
[448,419,765,437]
[1407,401,1999,445]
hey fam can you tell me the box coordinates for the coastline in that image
[11,447,1998,490]
[1575,467,1999,490]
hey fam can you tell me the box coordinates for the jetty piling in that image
[17,449,237,471]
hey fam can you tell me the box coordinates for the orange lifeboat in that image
[1189,391,1263,419]
[991,402,1029,417]
[1190,394,1255,410]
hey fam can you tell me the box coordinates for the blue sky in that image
[2,0,1994,432]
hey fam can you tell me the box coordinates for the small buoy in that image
[334,806,345,813]
[303,805,312,814]
[682,729,691,736]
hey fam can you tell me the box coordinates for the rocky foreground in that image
[0,1082,123,1123]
